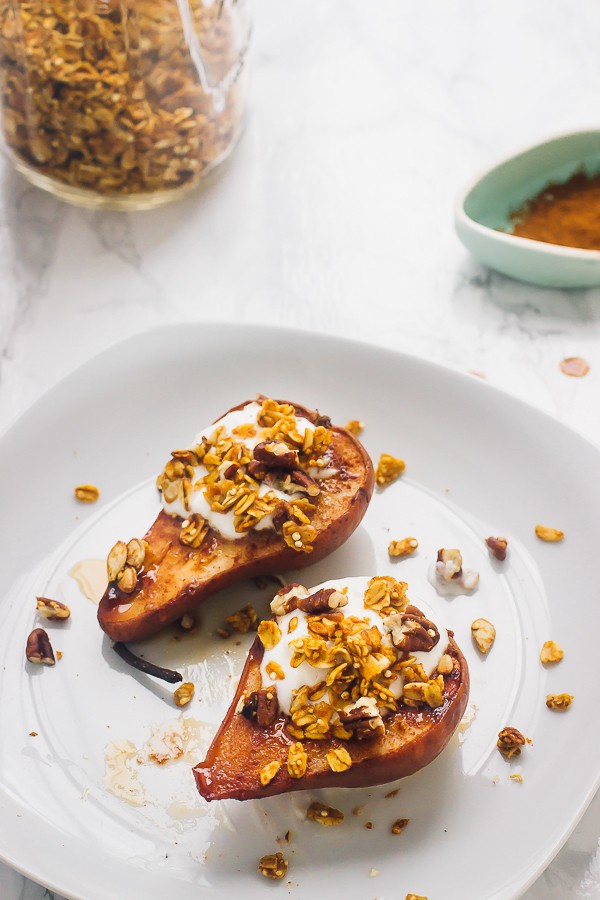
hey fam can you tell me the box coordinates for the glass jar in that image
[0,0,251,209]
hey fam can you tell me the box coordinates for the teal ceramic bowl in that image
[455,130,600,289]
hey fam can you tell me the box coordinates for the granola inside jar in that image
[0,0,250,209]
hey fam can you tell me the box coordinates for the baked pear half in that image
[193,576,469,801]
[98,398,374,642]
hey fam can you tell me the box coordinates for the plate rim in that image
[1,321,599,900]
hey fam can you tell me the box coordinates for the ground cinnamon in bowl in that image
[508,170,600,251]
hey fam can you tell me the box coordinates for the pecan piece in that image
[254,441,298,470]
[497,726,526,759]
[270,582,309,615]
[297,587,348,615]
[384,611,440,653]
[486,536,508,561]
[271,500,292,533]
[290,468,321,497]
[471,618,496,654]
[26,628,55,666]
[338,697,385,740]
[246,459,267,480]
[258,852,288,879]
[36,597,70,621]
[241,688,280,727]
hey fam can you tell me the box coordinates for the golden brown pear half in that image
[98,399,374,642]
[194,608,469,802]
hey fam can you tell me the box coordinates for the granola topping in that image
[258,852,288,879]
[306,801,344,826]
[546,693,573,710]
[157,400,336,546]
[540,640,564,665]
[259,576,449,741]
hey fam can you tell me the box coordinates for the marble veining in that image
[1,0,599,896]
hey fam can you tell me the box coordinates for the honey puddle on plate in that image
[69,559,107,604]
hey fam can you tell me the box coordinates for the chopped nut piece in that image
[365,821,373,829]
[225,604,258,634]
[287,742,308,778]
[437,654,454,675]
[258,852,288,879]
[471,618,496,654]
[259,760,281,786]
[391,818,409,835]
[546,693,573,710]
[510,774,523,783]
[241,689,280,727]
[270,582,309,616]
[179,613,196,632]
[339,697,385,740]
[174,682,195,707]
[254,440,299,470]
[265,661,285,681]
[497,726,526,759]
[535,525,564,542]
[406,895,428,900]
[26,628,55,666]
[117,565,138,594]
[326,746,352,773]
[107,540,128,583]
[345,419,364,436]
[306,801,344,826]
[436,547,463,580]
[126,538,146,569]
[540,640,564,664]
[297,587,348,614]
[74,484,99,503]
[388,537,419,557]
[36,597,70,621]
[385,611,440,653]
[485,536,508,561]
[258,620,282,650]
[375,453,405,486]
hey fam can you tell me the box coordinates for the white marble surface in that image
[1,0,600,897]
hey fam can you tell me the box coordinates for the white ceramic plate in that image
[1,324,599,900]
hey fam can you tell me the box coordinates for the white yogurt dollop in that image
[260,576,449,715]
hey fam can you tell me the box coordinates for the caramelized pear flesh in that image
[98,399,374,642]
[194,581,469,802]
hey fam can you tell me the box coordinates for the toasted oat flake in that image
[546,693,573,710]
[265,661,285,681]
[306,801,344,826]
[540,640,564,664]
[535,525,564,542]
[375,453,405,486]
[388,537,419,557]
[258,852,288,879]
[258,620,282,650]
[345,419,364,436]
[259,761,281,786]
[326,746,352,773]
[74,484,99,503]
